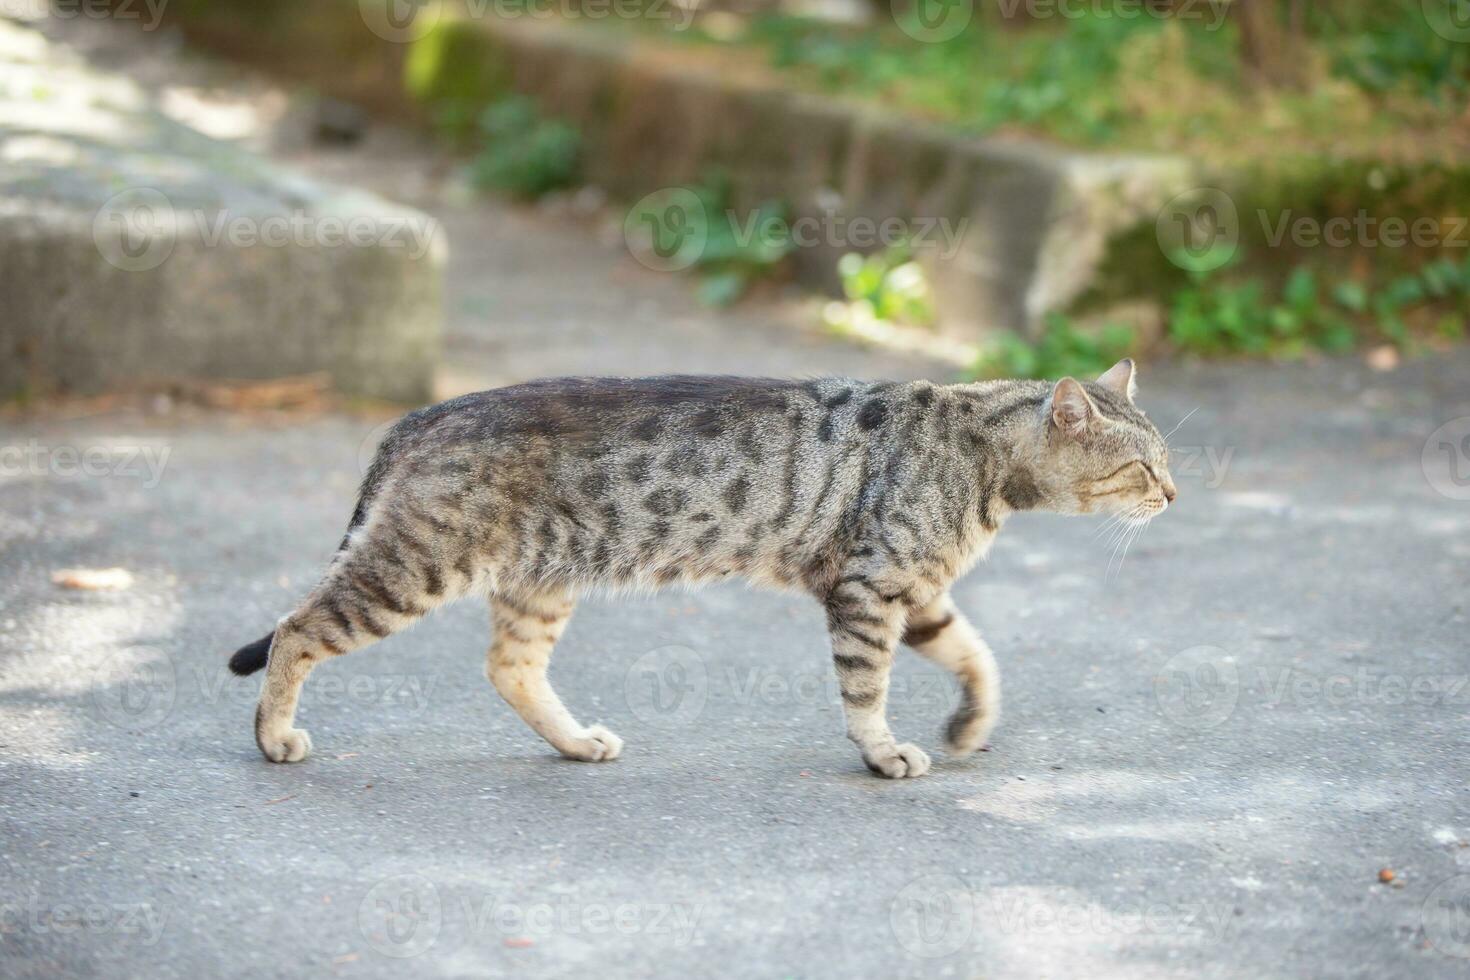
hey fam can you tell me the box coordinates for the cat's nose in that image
[1163,484,1177,503]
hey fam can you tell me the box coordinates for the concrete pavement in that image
[3,14,1470,979]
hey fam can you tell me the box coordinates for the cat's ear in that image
[1049,377,1095,438]
[1096,358,1137,402]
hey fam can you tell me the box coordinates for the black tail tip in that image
[228,632,274,676]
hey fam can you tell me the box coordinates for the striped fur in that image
[236,365,1175,777]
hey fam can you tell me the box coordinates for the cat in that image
[228,359,1175,778]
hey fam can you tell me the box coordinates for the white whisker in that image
[1091,509,1131,540]
[1163,406,1199,444]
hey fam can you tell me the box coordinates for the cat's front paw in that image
[559,724,623,763]
[259,727,312,763]
[863,742,930,779]
[943,705,995,757]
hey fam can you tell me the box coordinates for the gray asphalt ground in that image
[4,15,1470,980]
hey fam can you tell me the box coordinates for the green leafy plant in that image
[629,177,793,306]
[659,6,1469,158]
[1166,254,1470,357]
[467,96,581,200]
[974,249,1470,380]
[975,315,1135,380]
[1168,266,1355,357]
[827,246,935,329]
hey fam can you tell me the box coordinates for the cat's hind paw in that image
[259,727,312,763]
[863,742,931,779]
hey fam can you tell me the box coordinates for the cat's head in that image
[1018,359,1177,520]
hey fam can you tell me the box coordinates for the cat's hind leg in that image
[247,525,459,762]
[824,571,930,778]
[487,588,622,762]
[903,592,1000,756]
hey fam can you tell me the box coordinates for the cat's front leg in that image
[823,582,930,779]
[903,592,1000,756]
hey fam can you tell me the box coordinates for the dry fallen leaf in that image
[52,568,134,591]
[1365,345,1399,372]
[183,372,332,411]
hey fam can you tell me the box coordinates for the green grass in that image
[643,4,1467,159]
[975,252,1470,379]
[626,177,793,306]
[463,96,581,199]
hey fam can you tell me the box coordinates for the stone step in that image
[0,16,443,403]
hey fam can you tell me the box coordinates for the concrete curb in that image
[158,1,1201,341]
[0,16,443,403]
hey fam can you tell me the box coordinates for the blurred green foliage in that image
[1321,0,1470,99]
[1164,253,1470,356]
[673,3,1467,152]
[629,177,793,306]
[975,317,1136,380]
[466,96,581,199]
[978,251,1470,380]
[836,246,934,327]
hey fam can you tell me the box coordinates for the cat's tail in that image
[228,459,383,678]
[228,632,274,676]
